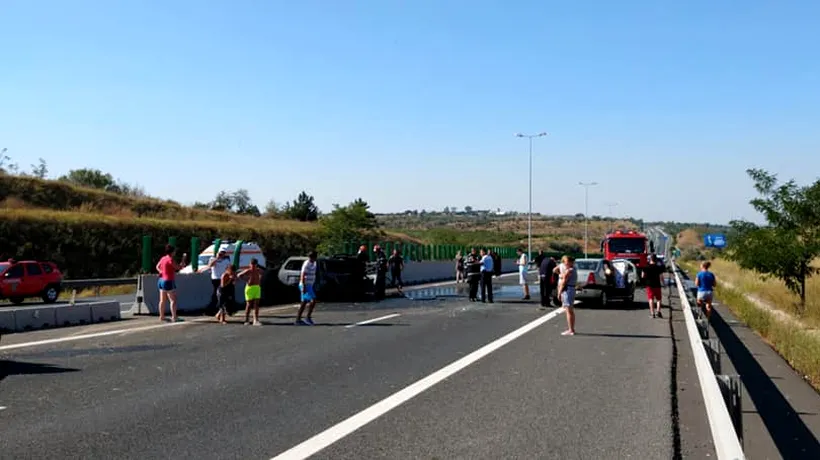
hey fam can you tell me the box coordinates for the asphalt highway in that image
[0,278,714,459]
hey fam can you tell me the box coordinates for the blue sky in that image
[2,0,818,224]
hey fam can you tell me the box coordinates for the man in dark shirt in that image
[373,245,388,300]
[534,250,546,269]
[465,248,482,301]
[539,255,557,309]
[490,249,501,278]
[642,253,665,318]
[388,249,404,294]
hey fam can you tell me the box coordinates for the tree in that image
[318,198,379,255]
[209,189,259,216]
[60,168,116,190]
[30,158,48,178]
[283,191,319,221]
[264,199,283,218]
[727,169,820,311]
[0,148,19,174]
[464,206,473,213]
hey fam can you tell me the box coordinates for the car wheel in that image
[9,296,25,305]
[42,285,60,304]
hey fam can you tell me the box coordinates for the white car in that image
[179,240,266,274]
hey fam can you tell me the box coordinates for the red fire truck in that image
[601,230,650,279]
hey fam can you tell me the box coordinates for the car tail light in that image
[587,272,596,285]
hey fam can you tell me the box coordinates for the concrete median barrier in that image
[134,273,249,315]
[1,300,123,333]
[55,304,93,327]
[15,307,57,331]
[133,259,524,315]
[90,301,121,322]
[0,308,17,332]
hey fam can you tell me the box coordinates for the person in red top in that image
[156,244,183,322]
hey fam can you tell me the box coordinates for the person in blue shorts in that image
[696,260,717,318]
[296,251,318,326]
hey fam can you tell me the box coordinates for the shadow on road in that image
[264,322,407,327]
[574,332,671,339]
[710,309,820,458]
[0,360,80,381]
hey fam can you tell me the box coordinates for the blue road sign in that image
[704,233,727,248]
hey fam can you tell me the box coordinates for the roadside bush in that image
[0,209,321,278]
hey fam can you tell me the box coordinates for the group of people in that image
[455,248,502,302]
[154,241,719,332]
[154,245,320,326]
[357,244,405,299]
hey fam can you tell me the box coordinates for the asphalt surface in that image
[1,278,715,459]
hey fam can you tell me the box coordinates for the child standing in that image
[215,265,235,324]
[238,258,263,326]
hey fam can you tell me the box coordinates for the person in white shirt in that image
[200,249,233,313]
[479,249,494,303]
[295,251,318,325]
[516,248,531,301]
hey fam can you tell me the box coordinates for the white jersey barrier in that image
[673,264,745,460]
[132,259,522,315]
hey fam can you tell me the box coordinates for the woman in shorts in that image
[156,244,182,322]
[554,255,577,336]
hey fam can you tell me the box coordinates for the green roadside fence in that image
[138,235,604,273]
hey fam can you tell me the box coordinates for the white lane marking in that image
[0,318,209,351]
[0,406,7,411]
[271,307,565,460]
[345,314,400,328]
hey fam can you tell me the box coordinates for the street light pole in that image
[605,201,619,231]
[578,181,598,258]
[515,132,548,262]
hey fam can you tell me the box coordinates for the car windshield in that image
[608,238,646,254]
[574,260,600,271]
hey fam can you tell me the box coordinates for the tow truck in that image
[601,230,650,282]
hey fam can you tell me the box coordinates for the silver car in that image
[573,258,638,306]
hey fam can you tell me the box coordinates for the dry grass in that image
[676,228,704,251]
[682,261,820,390]
[0,207,319,233]
[705,258,820,328]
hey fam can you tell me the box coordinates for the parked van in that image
[179,240,267,274]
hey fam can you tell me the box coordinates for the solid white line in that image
[673,266,745,460]
[0,406,7,411]
[270,307,565,460]
[0,318,208,351]
[345,313,400,328]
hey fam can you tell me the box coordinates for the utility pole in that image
[578,182,598,258]
[515,132,548,262]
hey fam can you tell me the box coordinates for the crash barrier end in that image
[673,264,745,459]
[0,300,122,333]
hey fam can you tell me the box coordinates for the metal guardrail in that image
[62,278,138,289]
[672,263,745,460]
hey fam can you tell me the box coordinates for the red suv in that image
[0,260,63,304]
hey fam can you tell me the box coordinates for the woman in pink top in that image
[155,244,182,322]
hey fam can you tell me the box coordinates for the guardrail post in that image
[716,374,744,447]
[702,338,721,374]
[191,237,199,272]
[696,318,709,339]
